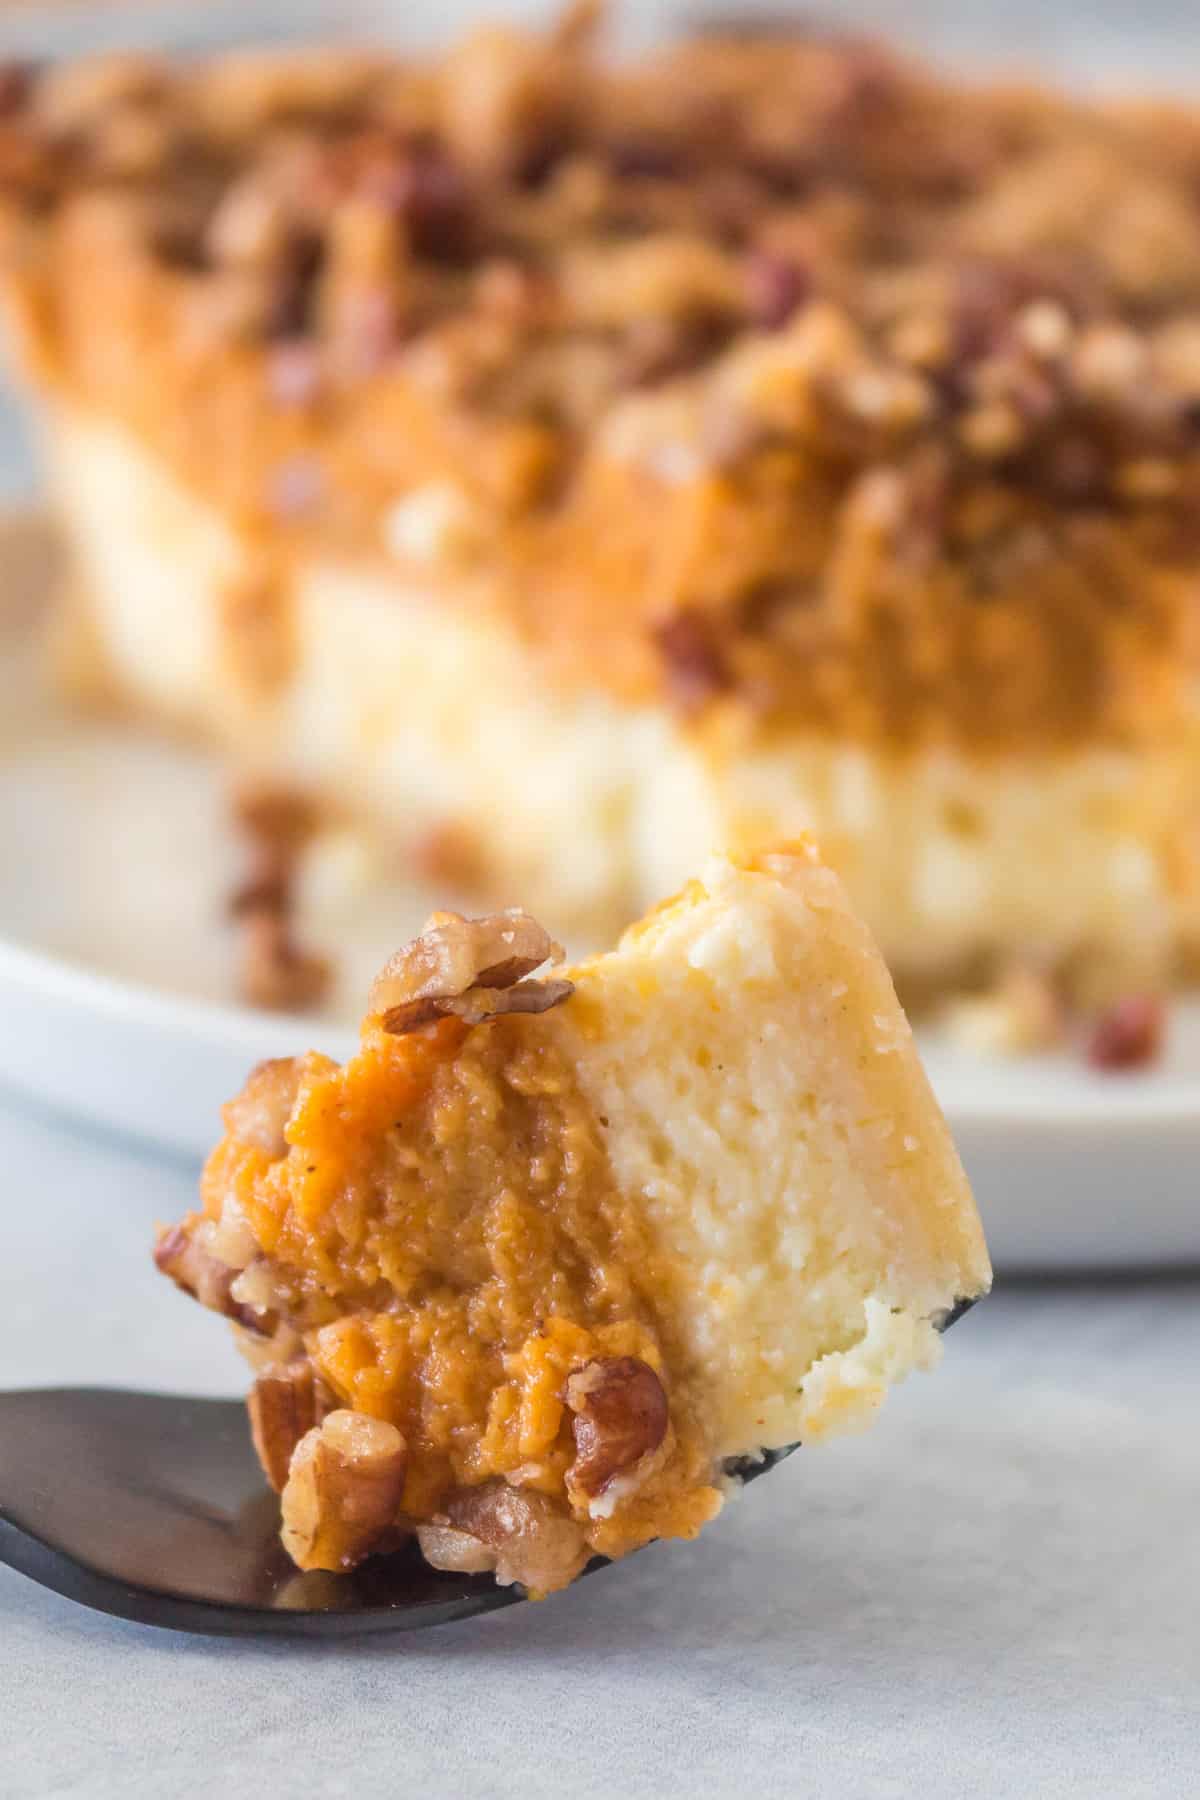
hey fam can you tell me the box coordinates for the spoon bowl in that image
[0,1387,527,1637]
[0,1385,796,1637]
[0,1301,976,1635]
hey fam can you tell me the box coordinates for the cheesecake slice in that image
[155,843,990,1595]
[2,19,1200,1013]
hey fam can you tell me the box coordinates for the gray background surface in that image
[2,1089,1198,1799]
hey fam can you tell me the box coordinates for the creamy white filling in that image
[552,852,990,1461]
[42,405,1200,981]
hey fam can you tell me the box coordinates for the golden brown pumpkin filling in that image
[163,913,720,1591]
[4,15,1200,749]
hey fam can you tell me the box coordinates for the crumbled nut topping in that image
[412,1521,500,1577]
[653,608,734,715]
[940,963,1065,1057]
[228,782,331,1014]
[1086,994,1166,1071]
[941,965,1171,1069]
[419,1479,589,1594]
[565,1355,670,1512]
[409,819,487,891]
[279,1409,408,1572]
[248,1359,334,1493]
[222,1055,302,1158]
[370,908,573,1034]
[237,912,331,1014]
[4,18,1200,745]
[153,1221,276,1336]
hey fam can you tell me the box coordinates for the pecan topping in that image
[410,820,486,890]
[6,24,1200,752]
[418,1479,588,1594]
[941,962,1064,1057]
[653,608,734,716]
[248,1360,334,1493]
[370,909,573,1035]
[1086,995,1165,1072]
[228,782,331,1014]
[744,249,808,332]
[412,1522,499,1577]
[0,62,35,119]
[280,1410,408,1572]
[565,1356,670,1511]
[361,137,474,263]
[267,338,321,408]
[222,1056,302,1159]
[152,1221,275,1336]
[238,910,331,1014]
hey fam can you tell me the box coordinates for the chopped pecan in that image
[418,1479,588,1594]
[231,781,320,851]
[744,249,808,331]
[229,782,332,1014]
[382,978,576,1034]
[565,1357,670,1513]
[248,1360,334,1493]
[222,1056,302,1158]
[238,910,331,1013]
[370,909,572,1035]
[261,230,325,341]
[410,820,486,890]
[280,1410,408,1572]
[941,962,1064,1057]
[34,53,165,136]
[265,455,325,519]
[412,1522,499,1576]
[360,137,474,263]
[267,339,321,408]
[653,608,733,715]
[207,172,293,267]
[153,1222,275,1336]
[620,316,727,389]
[1086,995,1165,1071]
[0,62,35,119]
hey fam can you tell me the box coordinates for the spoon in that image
[0,1386,795,1638]
[0,1301,972,1636]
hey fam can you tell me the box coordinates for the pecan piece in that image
[280,1411,408,1572]
[238,912,331,1013]
[565,1357,669,1515]
[248,1360,334,1493]
[744,250,808,332]
[153,1222,275,1336]
[228,782,331,1014]
[418,1480,588,1595]
[653,608,733,716]
[1086,995,1165,1071]
[222,1056,303,1159]
[383,977,576,1035]
[370,909,572,1035]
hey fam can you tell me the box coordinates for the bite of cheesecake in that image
[155,843,990,1596]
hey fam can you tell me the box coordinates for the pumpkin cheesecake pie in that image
[155,843,990,1594]
[4,13,1197,1010]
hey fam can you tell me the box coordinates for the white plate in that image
[0,514,1196,1269]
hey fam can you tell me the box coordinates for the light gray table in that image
[1,1083,1197,1799]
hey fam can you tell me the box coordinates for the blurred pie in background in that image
[0,6,1195,1060]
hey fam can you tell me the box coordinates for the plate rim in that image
[2,924,1198,1132]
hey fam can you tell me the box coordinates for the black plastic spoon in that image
[0,1386,797,1638]
[0,1302,972,1636]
